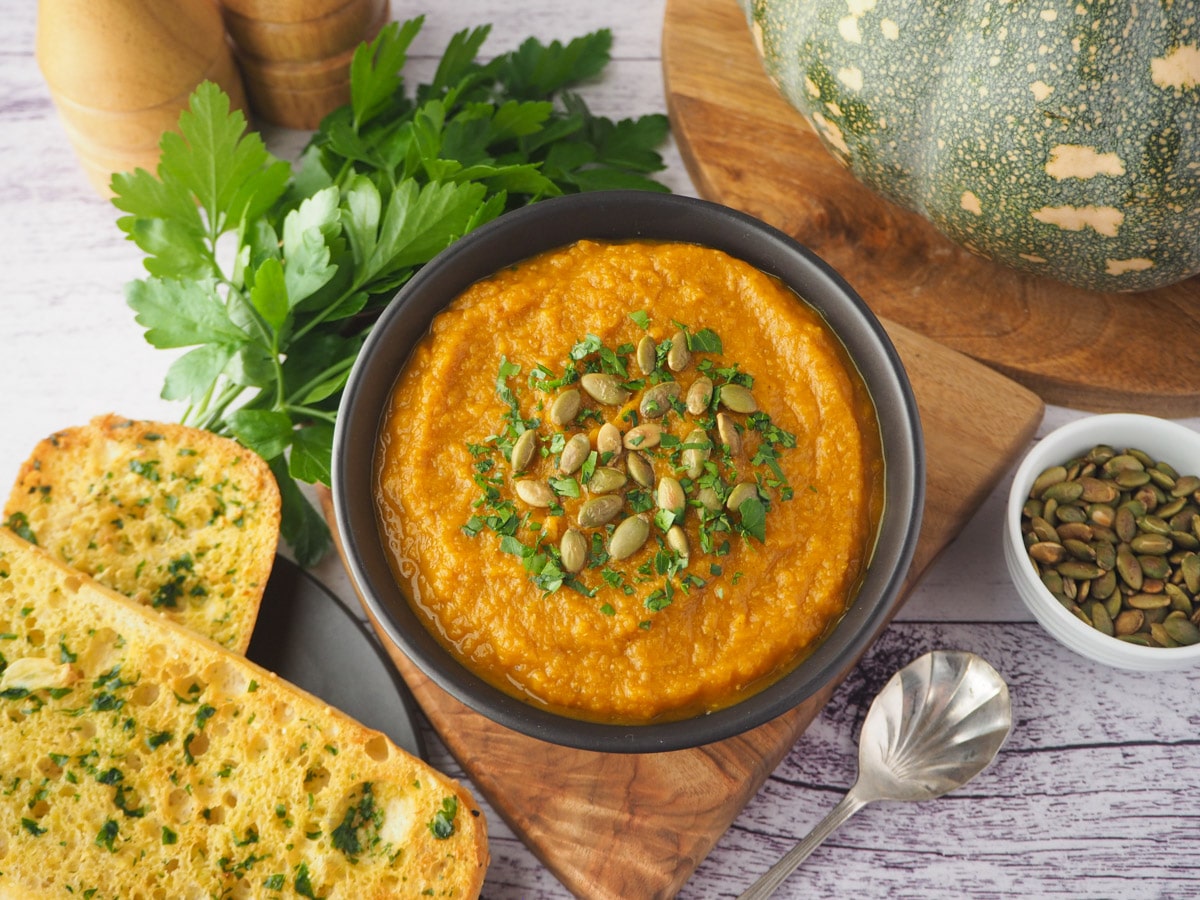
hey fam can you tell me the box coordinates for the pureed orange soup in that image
[375,240,884,724]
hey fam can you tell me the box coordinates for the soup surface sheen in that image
[375,240,884,723]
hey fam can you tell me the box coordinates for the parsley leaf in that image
[113,18,670,566]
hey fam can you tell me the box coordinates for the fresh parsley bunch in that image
[111,17,670,565]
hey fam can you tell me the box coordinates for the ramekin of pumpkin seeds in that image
[1005,414,1200,670]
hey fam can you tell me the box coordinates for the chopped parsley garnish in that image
[460,325,798,623]
[429,796,459,840]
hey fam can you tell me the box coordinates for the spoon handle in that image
[736,787,869,900]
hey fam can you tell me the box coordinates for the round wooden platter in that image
[662,0,1200,417]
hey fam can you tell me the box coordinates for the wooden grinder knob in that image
[36,0,249,197]
[219,0,389,130]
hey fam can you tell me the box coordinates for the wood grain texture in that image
[322,318,1044,899]
[662,0,1200,417]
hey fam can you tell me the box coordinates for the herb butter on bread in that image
[3,414,280,653]
[0,528,489,898]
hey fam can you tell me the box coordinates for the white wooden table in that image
[4,2,1199,897]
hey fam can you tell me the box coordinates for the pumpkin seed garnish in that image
[550,389,582,426]
[1021,443,1200,648]
[580,372,631,406]
[461,325,798,617]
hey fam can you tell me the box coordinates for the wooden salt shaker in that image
[219,0,389,130]
[35,0,249,198]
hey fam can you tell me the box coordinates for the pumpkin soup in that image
[374,240,884,723]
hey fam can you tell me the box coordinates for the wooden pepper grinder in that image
[35,0,250,198]
[219,0,389,130]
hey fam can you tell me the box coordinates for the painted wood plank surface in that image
[2,2,1199,897]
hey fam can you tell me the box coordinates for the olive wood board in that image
[662,0,1200,417]
[319,316,1043,899]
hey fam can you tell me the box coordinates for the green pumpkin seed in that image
[1116,548,1143,590]
[515,480,556,508]
[577,495,624,528]
[1029,542,1067,565]
[697,486,723,511]
[1043,481,1084,503]
[626,451,655,488]
[681,428,711,479]
[666,525,689,561]
[1054,505,1087,524]
[608,515,651,561]
[1127,593,1171,610]
[1118,633,1153,646]
[1056,522,1093,542]
[1063,538,1096,561]
[560,529,588,573]
[1148,468,1177,491]
[667,330,691,371]
[1170,530,1199,551]
[686,376,713,415]
[1031,516,1059,543]
[1137,514,1172,536]
[1113,608,1145,636]
[1149,622,1178,647]
[1031,465,1067,497]
[1088,601,1115,636]
[581,372,631,406]
[1139,555,1170,580]
[1078,476,1119,503]
[558,433,591,474]
[726,481,760,512]
[1172,475,1200,498]
[1182,553,1200,593]
[1114,505,1138,542]
[1131,532,1173,555]
[588,466,627,495]
[1091,568,1118,600]
[718,383,758,414]
[550,389,582,426]
[716,412,742,457]
[1056,560,1103,580]
[623,423,663,450]
[1163,614,1200,646]
[1104,454,1145,475]
[636,335,657,375]
[657,476,686,514]
[1165,583,1193,615]
[640,381,681,419]
[1116,469,1152,490]
[597,422,623,459]
[511,428,538,473]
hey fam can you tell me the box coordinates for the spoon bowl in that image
[738,650,1012,899]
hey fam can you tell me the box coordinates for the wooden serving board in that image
[322,318,1044,899]
[662,0,1200,417]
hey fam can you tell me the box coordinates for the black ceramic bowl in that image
[332,191,924,753]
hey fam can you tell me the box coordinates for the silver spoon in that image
[738,650,1012,900]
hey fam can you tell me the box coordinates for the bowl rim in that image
[332,190,926,752]
[1005,412,1200,667]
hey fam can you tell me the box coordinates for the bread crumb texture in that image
[0,529,488,899]
[3,414,282,653]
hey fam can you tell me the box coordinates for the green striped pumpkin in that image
[740,0,1200,292]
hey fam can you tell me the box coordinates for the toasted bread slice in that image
[0,528,489,898]
[4,414,280,653]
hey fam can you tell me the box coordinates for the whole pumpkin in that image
[740,0,1200,293]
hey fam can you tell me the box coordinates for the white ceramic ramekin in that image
[1005,414,1200,670]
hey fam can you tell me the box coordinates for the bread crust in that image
[4,414,281,653]
[0,527,489,898]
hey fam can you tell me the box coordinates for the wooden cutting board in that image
[662,0,1200,417]
[321,317,1043,899]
